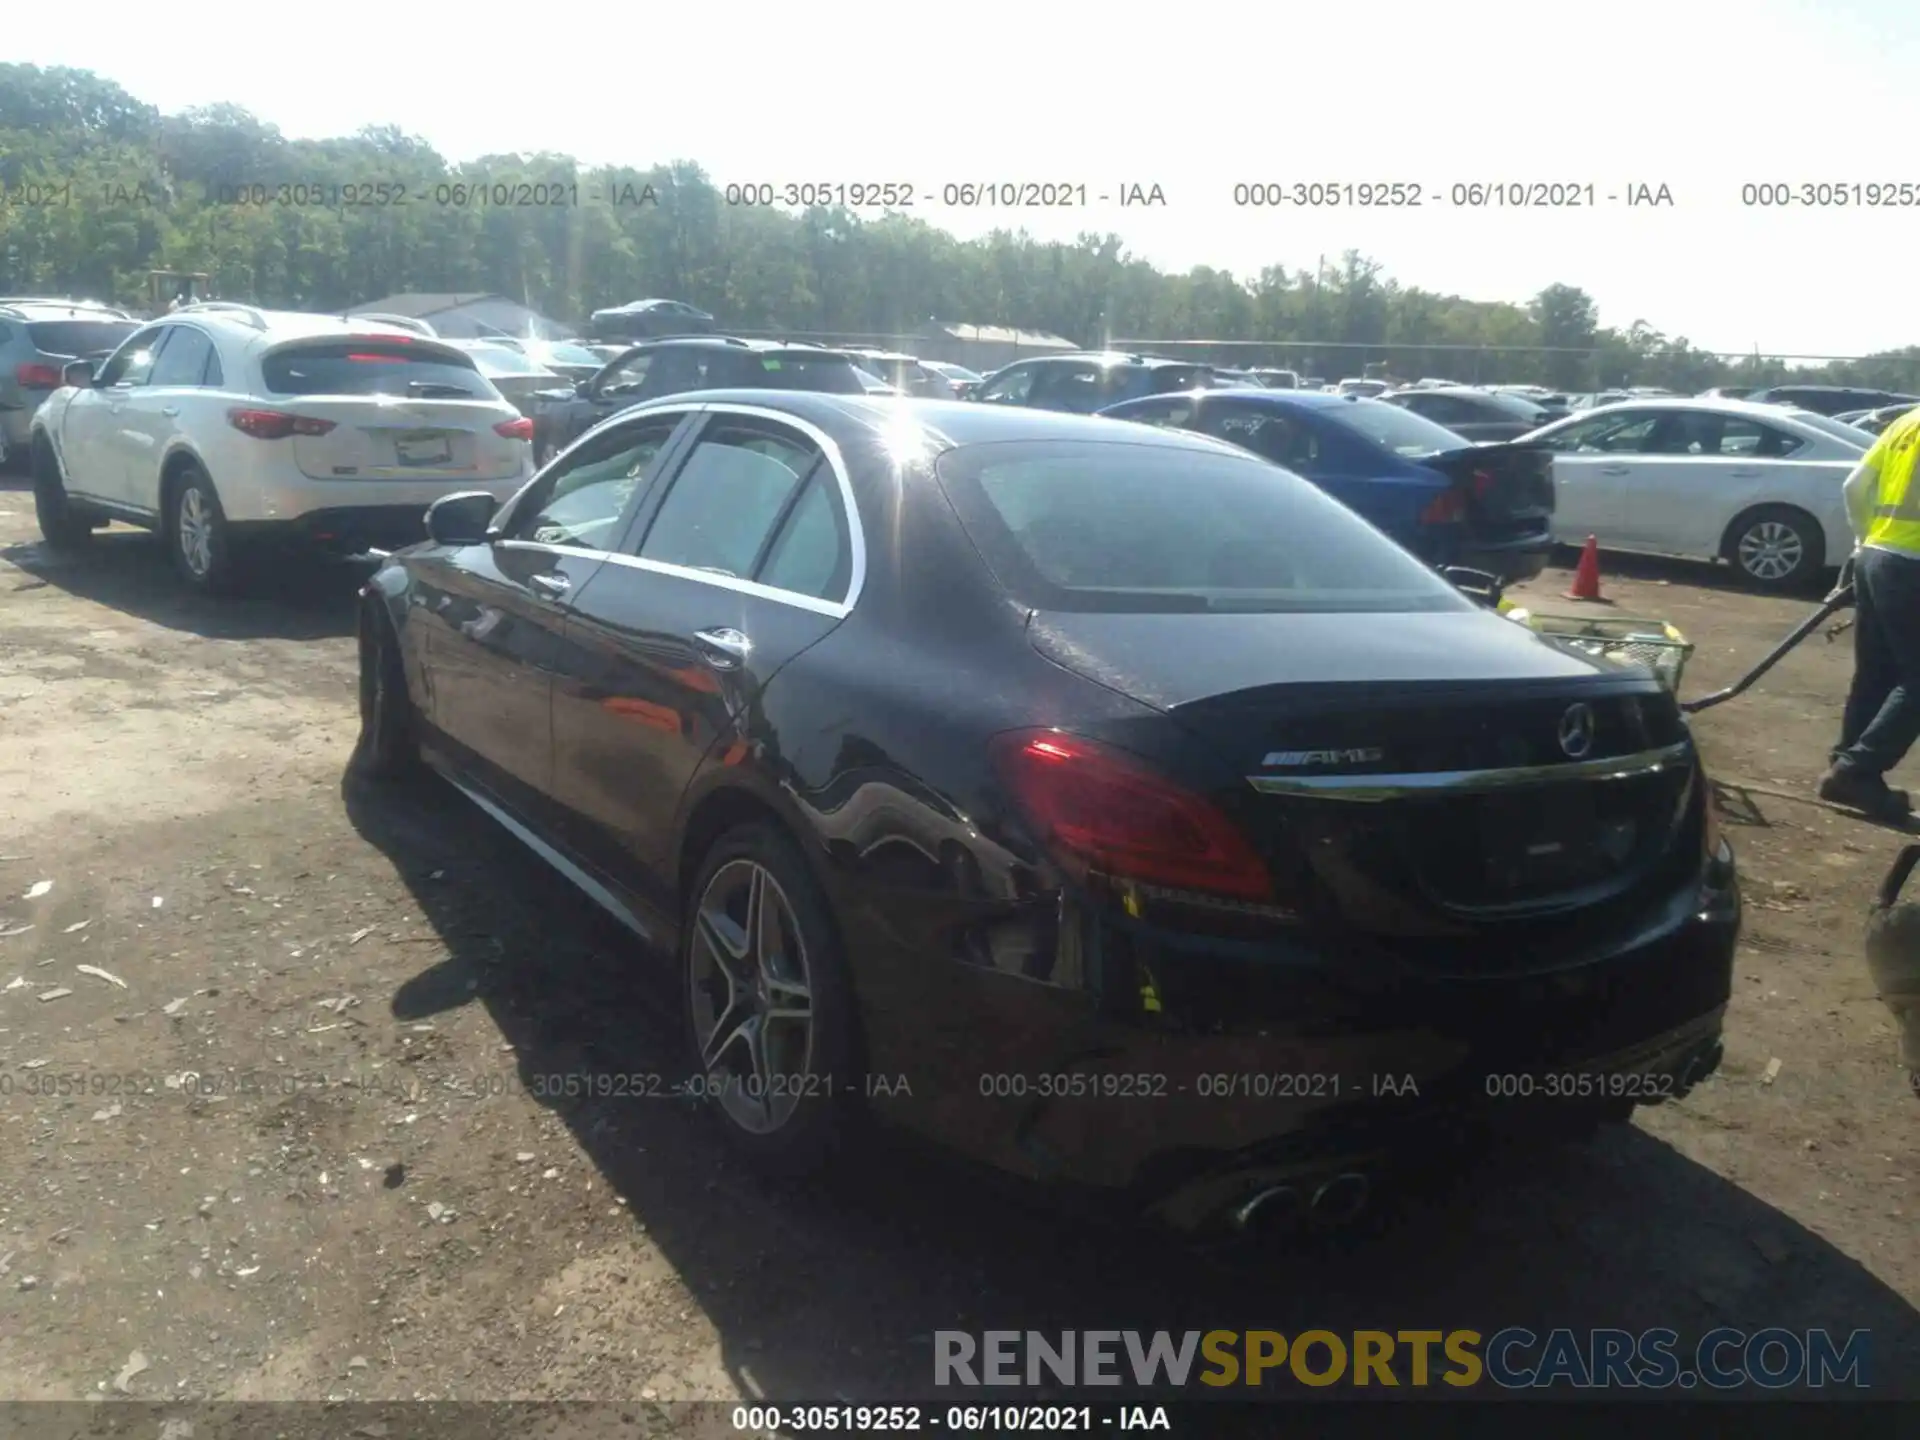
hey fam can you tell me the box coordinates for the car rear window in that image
[754,353,868,393]
[935,439,1472,615]
[1324,398,1472,458]
[261,341,487,397]
[27,320,139,356]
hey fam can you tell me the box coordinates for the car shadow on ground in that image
[0,527,365,641]
[342,769,1920,1404]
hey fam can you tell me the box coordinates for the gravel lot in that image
[0,479,1915,1404]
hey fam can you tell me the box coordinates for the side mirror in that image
[425,491,499,546]
[1442,565,1504,609]
[62,360,96,388]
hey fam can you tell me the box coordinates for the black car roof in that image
[619,389,1253,455]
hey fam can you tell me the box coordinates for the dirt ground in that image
[0,479,1916,1406]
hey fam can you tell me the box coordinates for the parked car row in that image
[19,295,1745,1233]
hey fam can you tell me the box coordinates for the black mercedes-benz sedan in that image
[353,393,1739,1238]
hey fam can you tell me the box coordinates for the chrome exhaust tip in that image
[1308,1172,1370,1227]
[1230,1185,1302,1233]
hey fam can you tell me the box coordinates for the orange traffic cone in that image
[1565,535,1609,603]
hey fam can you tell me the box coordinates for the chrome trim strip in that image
[1245,741,1692,801]
[444,774,652,941]
[495,400,865,620]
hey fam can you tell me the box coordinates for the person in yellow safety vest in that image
[1826,406,1920,821]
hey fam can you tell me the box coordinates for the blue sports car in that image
[1101,388,1555,583]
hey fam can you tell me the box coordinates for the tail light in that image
[1469,468,1497,498]
[228,407,336,440]
[1420,486,1467,524]
[991,730,1274,902]
[494,416,535,441]
[16,362,64,389]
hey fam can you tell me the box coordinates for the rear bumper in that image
[230,504,473,553]
[218,467,528,530]
[853,855,1738,1229]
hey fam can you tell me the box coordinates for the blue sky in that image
[17,0,1916,357]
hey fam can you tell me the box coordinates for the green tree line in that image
[4,63,1915,393]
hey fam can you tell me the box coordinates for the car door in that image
[119,324,219,510]
[1636,413,1836,559]
[411,412,691,817]
[59,325,168,509]
[1533,409,1663,547]
[549,407,859,917]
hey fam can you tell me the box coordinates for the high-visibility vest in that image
[1866,411,1920,553]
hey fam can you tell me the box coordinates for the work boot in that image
[1818,764,1913,821]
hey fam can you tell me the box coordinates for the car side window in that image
[1542,411,1661,454]
[639,349,707,398]
[599,350,653,396]
[147,327,216,388]
[508,415,681,548]
[1032,362,1103,411]
[756,469,853,602]
[636,420,825,581]
[977,365,1035,404]
[95,326,169,388]
[1205,405,1323,473]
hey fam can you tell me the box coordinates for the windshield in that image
[1789,411,1873,448]
[26,319,140,356]
[926,362,981,382]
[935,439,1473,615]
[1323,397,1471,457]
[261,340,486,397]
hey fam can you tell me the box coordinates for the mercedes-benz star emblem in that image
[1558,702,1596,759]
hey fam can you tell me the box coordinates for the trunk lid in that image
[281,395,527,481]
[1419,441,1554,543]
[259,336,527,482]
[1031,609,1695,932]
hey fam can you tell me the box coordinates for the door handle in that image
[160,406,180,418]
[693,627,751,669]
[1729,468,1761,478]
[1599,465,1631,476]
[527,572,571,598]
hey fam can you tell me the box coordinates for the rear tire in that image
[352,601,421,780]
[31,436,96,551]
[1725,505,1823,591]
[167,464,239,594]
[681,822,864,1175]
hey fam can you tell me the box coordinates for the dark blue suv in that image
[974,352,1219,414]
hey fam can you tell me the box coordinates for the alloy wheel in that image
[687,859,815,1136]
[1736,520,1803,582]
[178,486,213,577]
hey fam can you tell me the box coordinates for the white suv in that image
[28,303,536,592]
